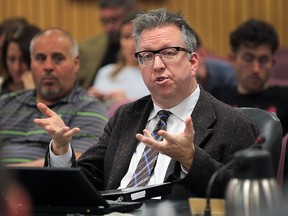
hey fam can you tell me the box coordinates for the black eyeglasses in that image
[135,47,192,65]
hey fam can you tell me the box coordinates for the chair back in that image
[236,107,283,176]
[277,133,288,188]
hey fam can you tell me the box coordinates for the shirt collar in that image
[149,84,200,121]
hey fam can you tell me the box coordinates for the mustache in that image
[40,74,58,80]
[40,74,59,83]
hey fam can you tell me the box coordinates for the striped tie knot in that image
[152,110,170,141]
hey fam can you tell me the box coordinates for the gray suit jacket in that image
[77,87,258,198]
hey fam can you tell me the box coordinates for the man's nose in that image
[153,55,165,71]
[43,58,54,73]
[43,58,54,69]
[251,60,261,72]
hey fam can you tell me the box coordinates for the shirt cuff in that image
[49,140,72,167]
[180,163,189,178]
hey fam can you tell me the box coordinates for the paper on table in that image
[188,198,225,215]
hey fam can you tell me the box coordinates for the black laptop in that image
[2,167,142,215]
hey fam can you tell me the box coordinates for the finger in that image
[135,129,155,146]
[37,102,57,118]
[44,125,70,136]
[33,118,48,127]
[184,116,194,136]
[158,129,174,142]
[33,116,62,128]
[63,127,80,138]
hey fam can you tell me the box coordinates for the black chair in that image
[277,133,288,188]
[236,107,283,177]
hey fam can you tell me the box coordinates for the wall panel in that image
[0,0,286,57]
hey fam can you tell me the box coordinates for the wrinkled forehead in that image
[32,34,71,55]
[136,25,183,50]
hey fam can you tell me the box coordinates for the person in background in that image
[88,11,149,116]
[0,28,108,167]
[195,32,237,94]
[1,23,41,95]
[0,168,31,216]
[77,0,139,89]
[35,8,257,199]
[213,19,288,135]
[0,17,29,91]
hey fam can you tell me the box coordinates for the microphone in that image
[203,135,266,216]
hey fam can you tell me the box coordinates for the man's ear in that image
[190,52,199,73]
[74,56,80,74]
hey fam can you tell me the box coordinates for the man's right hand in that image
[34,102,80,155]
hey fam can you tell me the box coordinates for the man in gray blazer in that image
[35,8,258,199]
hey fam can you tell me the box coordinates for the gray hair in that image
[132,8,197,53]
[29,28,79,58]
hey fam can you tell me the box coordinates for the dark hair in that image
[1,24,40,87]
[2,24,41,71]
[230,19,279,54]
[0,17,28,36]
[98,0,138,9]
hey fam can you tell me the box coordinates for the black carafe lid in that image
[233,149,274,179]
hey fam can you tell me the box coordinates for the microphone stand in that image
[203,136,266,216]
[204,160,234,216]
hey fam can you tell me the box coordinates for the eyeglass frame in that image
[134,46,192,65]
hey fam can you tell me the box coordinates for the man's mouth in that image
[155,77,167,84]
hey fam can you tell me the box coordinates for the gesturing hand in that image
[136,116,195,170]
[33,102,80,155]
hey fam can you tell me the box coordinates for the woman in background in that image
[88,11,149,116]
[1,23,40,95]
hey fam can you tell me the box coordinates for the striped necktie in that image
[127,110,170,188]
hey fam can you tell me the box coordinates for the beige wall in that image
[0,0,287,57]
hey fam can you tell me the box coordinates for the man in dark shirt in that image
[213,19,288,135]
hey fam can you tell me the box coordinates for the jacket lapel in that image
[107,97,154,188]
[165,88,217,179]
[191,88,216,147]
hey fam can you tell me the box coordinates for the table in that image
[33,200,192,216]
[129,200,191,216]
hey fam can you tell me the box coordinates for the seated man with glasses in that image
[35,8,258,199]
[212,19,288,136]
